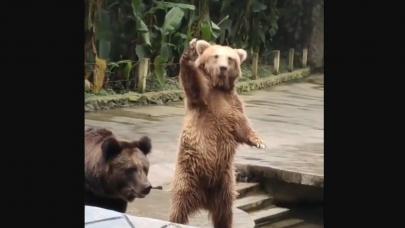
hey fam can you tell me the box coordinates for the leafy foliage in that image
[85,0,322,93]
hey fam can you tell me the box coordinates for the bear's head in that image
[194,40,247,91]
[100,135,152,201]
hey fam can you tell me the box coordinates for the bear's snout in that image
[141,184,152,195]
[220,66,228,72]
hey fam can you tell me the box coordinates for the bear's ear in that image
[101,137,122,160]
[136,136,152,155]
[236,49,247,63]
[196,40,211,56]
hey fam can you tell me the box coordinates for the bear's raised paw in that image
[250,136,266,149]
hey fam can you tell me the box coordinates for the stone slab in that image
[126,189,255,228]
[85,206,195,228]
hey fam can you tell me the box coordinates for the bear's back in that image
[85,127,113,154]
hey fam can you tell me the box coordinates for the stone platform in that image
[126,190,255,228]
[85,205,195,228]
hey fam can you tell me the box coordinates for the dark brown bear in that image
[85,127,152,213]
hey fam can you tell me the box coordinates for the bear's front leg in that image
[185,38,199,61]
[246,130,266,149]
[234,115,266,149]
[179,38,207,108]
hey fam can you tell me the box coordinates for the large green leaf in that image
[131,0,142,15]
[159,43,172,62]
[211,21,220,31]
[200,20,221,41]
[162,7,185,35]
[174,33,188,40]
[142,33,151,46]
[107,60,133,81]
[212,24,220,39]
[107,62,120,73]
[122,61,133,80]
[108,62,120,68]
[156,1,196,11]
[116,60,132,64]
[146,1,195,15]
[131,0,151,46]
[135,44,151,59]
[200,20,212,41]
[135,16,149,32]
[153,55,167,88]
[134,17,151,46]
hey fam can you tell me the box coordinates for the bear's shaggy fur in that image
[169,39,265,228]
[85,127,152,212]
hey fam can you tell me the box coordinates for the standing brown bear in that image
[169,39,265,228]
[85,127,153,213]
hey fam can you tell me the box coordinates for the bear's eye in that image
[214,55,219,59]
[228,57,233,62]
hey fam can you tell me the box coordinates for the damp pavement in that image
[85,73,324,189]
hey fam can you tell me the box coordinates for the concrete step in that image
[249,206,292,227]
[256,217,305,228]
[236,182,261,198]
[234,192,273,211]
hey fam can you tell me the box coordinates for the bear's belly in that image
[179,119,238,181]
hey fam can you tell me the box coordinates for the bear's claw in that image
[189,38,197,47]
[257,143,266,149]
[252,137,266,149]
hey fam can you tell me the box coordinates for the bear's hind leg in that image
[210,191,233,228]
[169,188,204,224]
[208,183,234,228]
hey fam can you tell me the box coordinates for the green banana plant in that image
[141,2,195,89]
